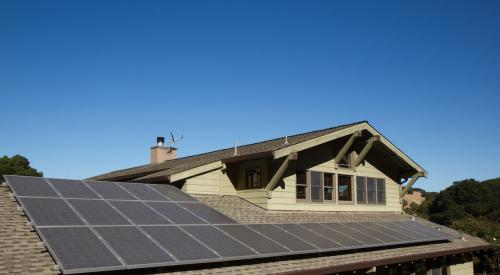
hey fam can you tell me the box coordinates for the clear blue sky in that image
[1,0,499,191]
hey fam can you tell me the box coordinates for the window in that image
[296,171,307,200]
[356,176,366,204]
[377,179,386,204]
[310,171,322,202]
[296,171,335,203]
[338,175,352,201]
[338,154,351,168]
[323,173,335,202]
[367,178,376,204]
[355,176,386,205]
[245,168,261,189]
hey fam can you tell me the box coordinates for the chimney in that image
[150,136,177,164]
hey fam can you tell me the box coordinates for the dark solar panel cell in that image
[85,181,137,200]
[275,224,342,249]
[39,227,124,273]
[323,223,383,245]
[116,182,169,201]
[95,226,174,266]
[149,184,198,202]
[385,221,436,239]
[345,222,401,243]
[48,178,100,199]
[179,203,236,224]
[18,197,84,226]
[142,226,219,261]
[302,223,363,247]
[5,175,58,197]
[182,225,256,257]
[247,224,316,252]
[147,202,206,224]
[110,201,170,225]
[68,199,130,225]
[369,222,418,241]
[217,225,289,254]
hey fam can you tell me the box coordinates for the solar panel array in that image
[4,175,455,274]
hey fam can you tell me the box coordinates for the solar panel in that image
[302,223,363,247]
[247,224,317,252]
[182,225,256,257]
[48,178,100,199]
[110,201,170,225]
[275,224,343,249]
[179,202,237,224]
[217,225,289,254]
[18,197,85,226]
[5,175,58,197]
[85,181,137,200]
[94,226,174,266]
[38,227,124,273]
[147,202,206,224]
[141,226,219,261]
[68,199,131,225]
[149,184,198,202]
[5,175,455,274]
[116,182,169,201]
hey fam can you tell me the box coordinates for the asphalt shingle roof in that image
[0,184,491,275]
[89,121,367,182]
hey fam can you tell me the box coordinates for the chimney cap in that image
[156,137,165,147]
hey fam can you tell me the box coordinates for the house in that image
[0,121,494,274]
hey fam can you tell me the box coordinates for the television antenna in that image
[169,131,183,152]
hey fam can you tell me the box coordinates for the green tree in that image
[0,155,43,179]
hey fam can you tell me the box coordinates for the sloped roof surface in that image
[89,121,367,182]
[0,185,490,275]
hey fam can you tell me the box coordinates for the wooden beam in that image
[353,135,380,167]
[265,153,297,192]
[400,171,426,198]
[334,131,362,167]
[169,161,223,182]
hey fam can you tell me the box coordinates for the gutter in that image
[276,244,495,275]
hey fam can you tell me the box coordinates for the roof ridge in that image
[155,120,368,164]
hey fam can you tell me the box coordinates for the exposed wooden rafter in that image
[334,131,362,168]
[400,171,426,198]
[353,135,380,167]
[264,152,298,195]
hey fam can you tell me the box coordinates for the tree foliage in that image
[0,155,43,179]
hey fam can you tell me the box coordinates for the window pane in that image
[377,179,386,204]
[356,176,366,204]
[324,173,333,187]
[296,171,307,200]
[296,171,306,186]
[324,188,333,201]
[310,171,321,187]
[311,187,322,202]
[296,186,306,200]
[245,168,261,189]
[367,178,376,204]
[338,175,352,201]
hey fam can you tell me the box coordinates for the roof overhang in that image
[273,122,427,177]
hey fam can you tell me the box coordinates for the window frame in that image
[323,173,335,203]
[355,176,386,205]
[337,174,354,204]
[295,170,308,202]
[245,167,262,189]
